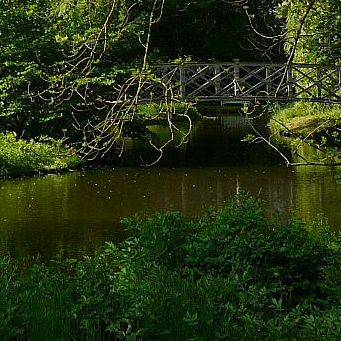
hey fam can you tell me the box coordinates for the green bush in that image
[0,132,81,176]
[1,194,341,340]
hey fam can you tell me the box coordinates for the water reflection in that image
[0,116,340,260]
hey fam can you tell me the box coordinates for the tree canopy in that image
[277,0,341,65]
[151,0,284,62]
[0,0,152,139]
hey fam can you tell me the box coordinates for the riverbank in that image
[270,102,341,139]
[0,104,200,177]
[269,102,341,165]
[1,194,341,340]
[0,132,81,177]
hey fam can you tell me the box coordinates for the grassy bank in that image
[0,132,81,177]
[270,102,341,137]
[269,102,341,165]
[1,194,341,340]
[0,104,200,177]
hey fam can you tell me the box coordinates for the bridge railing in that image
[141,62,341,104]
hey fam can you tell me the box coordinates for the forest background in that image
[0,0,340,173]
[1,2,341,339]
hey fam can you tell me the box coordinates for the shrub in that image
[1,194,341,340]
[0,132,80,176]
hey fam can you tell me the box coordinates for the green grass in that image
[1,193,341,340]
[269,102,341,135]
[0,132,81,176]
[272,102,341,120]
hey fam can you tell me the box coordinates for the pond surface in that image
[1,115,341,261]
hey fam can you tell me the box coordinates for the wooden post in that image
[316,67,322,99]
[265,66,270,96]
[287,65,294,99]
[214,66,221,96]
[179,64,186,99]
[161,65,168,99]
[233,63,240,97]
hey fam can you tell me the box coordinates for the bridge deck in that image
[144,62,341,104]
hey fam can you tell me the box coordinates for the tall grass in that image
[271,102,341,120]
[1,194,341,340]
[269,102,341,135]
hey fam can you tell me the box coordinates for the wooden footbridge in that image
[142,62,341,104]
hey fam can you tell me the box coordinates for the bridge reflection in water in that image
[1,116,340,260]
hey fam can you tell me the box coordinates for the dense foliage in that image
[1,194,341,340]
[268,1,341,165]
[0,132,80,176]
[0,0,152,139]
[0,0,284,138]
[151,0,284,62]
[277,0,341,65]
[0,0,340,166]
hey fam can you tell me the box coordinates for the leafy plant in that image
[0,132,80,176]
[1,194,341,340]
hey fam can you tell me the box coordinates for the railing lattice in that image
[143,62,341,104]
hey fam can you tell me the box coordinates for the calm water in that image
[0,115,340,260]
